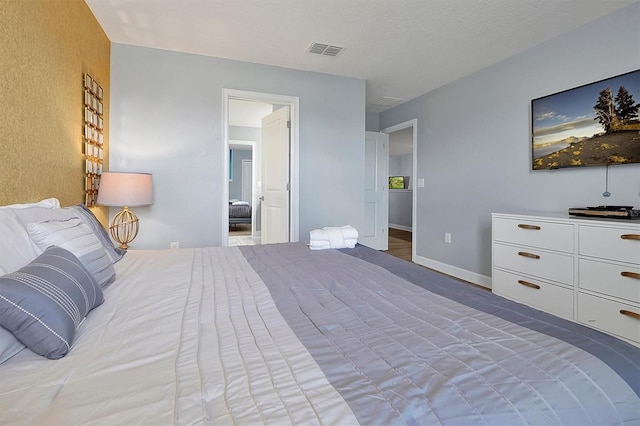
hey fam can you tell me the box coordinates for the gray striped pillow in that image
[69,204,126,263]
[0,246,103,359]
[26,218,116,288]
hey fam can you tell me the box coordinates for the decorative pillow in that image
[68,204,126,263]
[27,218,116,288]
[0,326,25,364]
[0,199,66,275]
[0,246,104,359]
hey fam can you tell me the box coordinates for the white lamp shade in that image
[97,172,153,207]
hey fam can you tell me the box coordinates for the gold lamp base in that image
[109,206,139,249]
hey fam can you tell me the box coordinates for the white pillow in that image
[13,207,77,236]
[0,198,60,210]
[27,218,116,288]
[0,198,62,275]
[0,209,40,275]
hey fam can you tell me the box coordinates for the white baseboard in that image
[413,254,492,289]
[388,223,412,232]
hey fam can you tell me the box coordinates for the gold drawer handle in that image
[518,251,540,260]
[518,280,541,290]
[620,234,640,241]
[621,271,640,280]
[518,224,541,230]
[619,310,640,320]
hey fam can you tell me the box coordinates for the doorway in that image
[382,119,417,262]
[223,89,300,246]
[229,140,255,246]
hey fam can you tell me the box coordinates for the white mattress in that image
[0,248,357,425]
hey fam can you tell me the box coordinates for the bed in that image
[1,201,639,425]
[229,201,252,226]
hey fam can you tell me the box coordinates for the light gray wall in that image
[389,190,412,228]
[389,156,412,184]
[229,125,260,141]
[380,3,640,280]
[366,112,380,132]
[110,44,365,249]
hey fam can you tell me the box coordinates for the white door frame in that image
[222,89,300,245]
[382,119,417,262]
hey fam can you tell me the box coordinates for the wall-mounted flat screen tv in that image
[531,69,640,170]
[389,176,409,189]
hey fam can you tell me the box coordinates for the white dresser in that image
[492,212,640,346]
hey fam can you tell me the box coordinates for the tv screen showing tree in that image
[531,69,640,170]
[389,176,406,189]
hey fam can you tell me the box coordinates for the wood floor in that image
[229,223,251,236]
[386,228,412,262]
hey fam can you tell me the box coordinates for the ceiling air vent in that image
[372,96,405,108]
[307,41,346,57]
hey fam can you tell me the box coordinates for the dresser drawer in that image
[493,243,574,285]
[493,217,573,252]
[579,225,640,265]
[493,269,573,320]
[577,292,640,344]
[579,259,640,303]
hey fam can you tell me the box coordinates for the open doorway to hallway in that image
[229,139,256,246]
[383,119,417,262]
[227,99,269,246]
[223,89,300,247]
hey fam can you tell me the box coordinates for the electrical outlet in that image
[170,241,180,249]
[444,233,452,244]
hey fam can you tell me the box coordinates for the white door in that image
[360,131,389,250]
[260,107,290,244]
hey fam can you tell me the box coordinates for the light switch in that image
[417,178,425,188]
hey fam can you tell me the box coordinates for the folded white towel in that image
[325,227,344,248]
[309,240,331,250]
[309,225,358,250]
[232,200,249,206]
[344,238,357,248]
[309,228,327,242]
[335,225,358,240]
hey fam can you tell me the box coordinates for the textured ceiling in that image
[85,0,637,113]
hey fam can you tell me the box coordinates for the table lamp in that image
[96,172,153,249]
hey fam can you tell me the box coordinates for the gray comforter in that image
[241,243,640,425]
[2,243,638,424]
